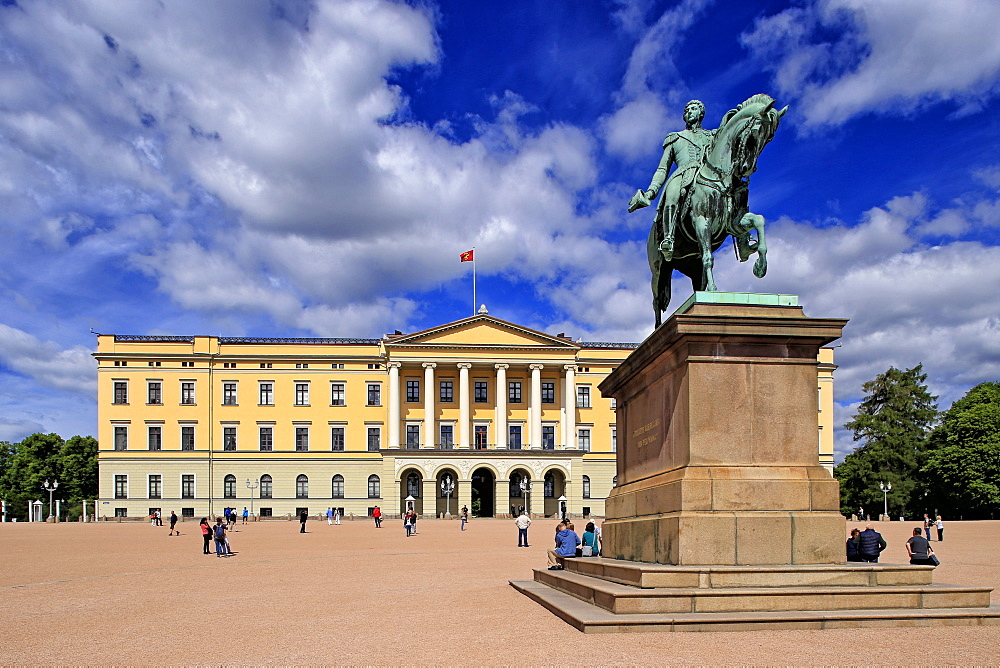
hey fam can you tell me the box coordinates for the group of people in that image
[546,520,601,570]
[923,514,944,542]
[325,508,342,525]
[845,522,940,566]
[403,508,419,536]
[200,516,235,557]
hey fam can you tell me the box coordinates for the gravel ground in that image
[1,517,998,665]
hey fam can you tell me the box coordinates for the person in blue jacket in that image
[547,521,581,570]
[857,523,887,563]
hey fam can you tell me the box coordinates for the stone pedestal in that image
[598,293,848,566]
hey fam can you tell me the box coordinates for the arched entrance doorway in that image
[543,469,566,517]
[399,468,423,515]
[470,467,495,517]
[507,468,532,516]
[436,468,459,516]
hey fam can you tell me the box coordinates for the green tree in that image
[58,435,99,519]
[835,364,938,518]
[0,433,65,521]
[923,382,1000,519]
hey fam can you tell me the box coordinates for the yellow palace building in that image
[94,310,837,520]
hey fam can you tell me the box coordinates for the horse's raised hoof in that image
[658,239,674,262]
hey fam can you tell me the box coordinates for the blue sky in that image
[1,0,999,461]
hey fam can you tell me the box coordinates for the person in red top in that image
[372,506,382,528]
[199,517,211,554]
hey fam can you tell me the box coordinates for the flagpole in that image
[472,246,477,315]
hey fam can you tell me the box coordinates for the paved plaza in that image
[2,517,999,665]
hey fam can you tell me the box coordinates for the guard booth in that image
[31,500,44,523]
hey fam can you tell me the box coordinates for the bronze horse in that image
[642,94,787,327]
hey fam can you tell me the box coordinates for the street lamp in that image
[879,481,892,520]
[440,474,455,517]
[41,479,58,520]
[246,479,258,519]
[518,475,531,516]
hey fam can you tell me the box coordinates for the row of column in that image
[385,362,578,449]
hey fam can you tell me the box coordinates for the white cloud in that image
[0,324,96,396]
[742,0,1000,126]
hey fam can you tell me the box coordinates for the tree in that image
[58,436,99,519]
[835,365,938,518]
[923,382,1000,519]
[0,433,64,520]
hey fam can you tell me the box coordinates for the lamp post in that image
[519,476,531,516]
[41,479,58,521]
[246,479,258,519]
[879,481,892,521]
[440,474,455,517]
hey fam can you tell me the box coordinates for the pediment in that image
[387,315,578,350]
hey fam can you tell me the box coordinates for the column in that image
[494,364,508,448]
[529,364,543,449]
[458,363,472,449]
[529,480,543,517]
[563,364,577,448]
[387,362,401,449]
[422,479,437,517]
[422,363,436,448]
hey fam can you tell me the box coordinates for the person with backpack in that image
[213,518,228,558]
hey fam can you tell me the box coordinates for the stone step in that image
[566,557,934,588]
[510,579,1000,634]
[533,568,992,615]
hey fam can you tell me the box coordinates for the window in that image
[182,426,196,451]
[578,428,591,452]
[406,472,420,497]
[181,361,193,367]
[367,363,380,369]
[259,362,272,369]
[612,475,618,488]
[295,427,309,452]
[509,474,524,499]
[224,474,236,498]
[474,380,488,403]
[222,362,236,368]
[182,474,195,499]
[542,425,555,450]
[149,361,161,367]
[406,380,420,402]
[182,508,194,517]
[474,425,488,449]
[544,472,555,498]
[405,424,420,449]
[331,427,345,451]
[113,360,127,367]
[295,383,310,406]
[260,474,272,499]
[114,475,127,499]
[583,475,591,499]
[147,382,161,405]
[222,427,235,452]
[611,427,617,452]
[436,380,452,403]
[259,383,273,406]
[439,424,454,449]
[367,427,381,452]
[181,382,195,405]
[509,425,522,450]
[610,397,617,410]
[114,507,127,517]
[113,381,128,405]
[368,474,380,498]
[508,380,522,403]
[331,363,344,369]
[259,427,273,452]
[541,382,555,403]
[332,474,344,498]
[296,363,309,369]
[577,385,591,409]
[296,474,309,499]
[149,475,162,499]
[259,507,273,517]
[367,383,381,406]
[148,426,162,451]
[223,383,237,405]
[114,426,127,451]
[331,383,345,406]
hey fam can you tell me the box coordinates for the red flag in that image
[460,250,474,262]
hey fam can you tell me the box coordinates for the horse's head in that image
[712,94,787,180]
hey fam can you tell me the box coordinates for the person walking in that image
[168,510,178,536]
[460,505,469,531]
[242,507,249,524]
[327,507,333,525]
[334,508,341,525]
[213,517,227,558]
[299,509,308,533]
[199,517,212,554]
[514,510,531,547]
[936,515,944,542]
[411,510,418,535]
[906,527,938,566]
[923,514,932,540]
[857,523,887,563]
[373,506,382,528]
[404,509,414,537]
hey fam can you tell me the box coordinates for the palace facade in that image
[94,312,836,519]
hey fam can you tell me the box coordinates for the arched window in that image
[260,474,272,499]
[332,474,344,499]
[582,475,591,499]
[406,472,420,497]
[544,472,555,498]
[296,474,309,499]
[368,474,380,499]
[224,474,236,498]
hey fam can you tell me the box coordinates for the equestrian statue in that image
[629,94,787,327]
